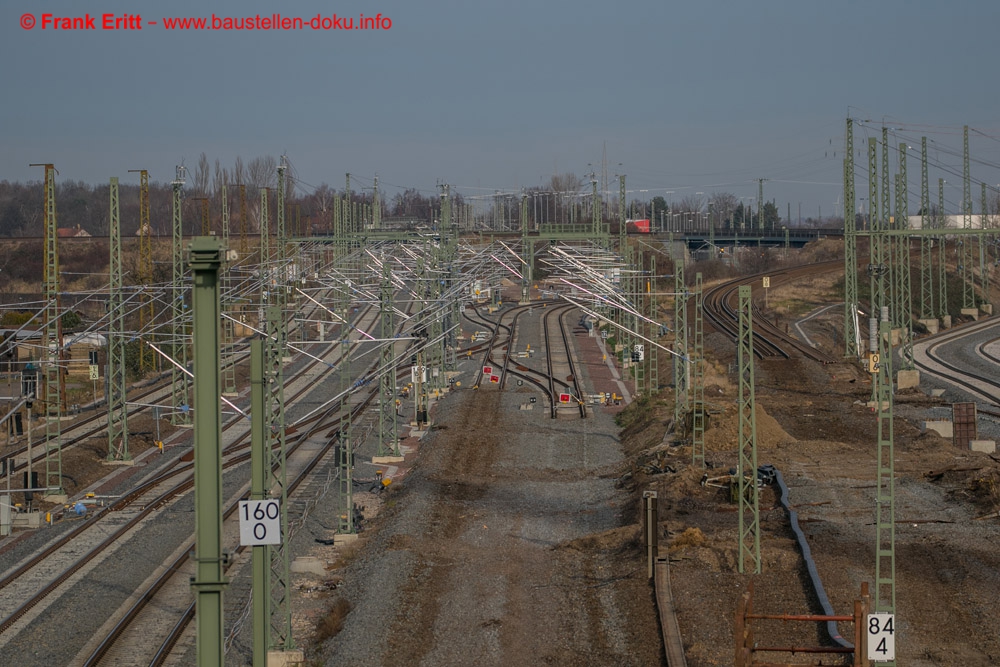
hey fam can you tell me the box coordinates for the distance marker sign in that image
[239,499,281,546]
[867,613,895,661]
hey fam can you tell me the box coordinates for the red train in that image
[626,218,650,233]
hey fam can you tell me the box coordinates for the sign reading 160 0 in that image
[239,499,281,546]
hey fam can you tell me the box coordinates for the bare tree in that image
[212,158,228,197]
[677,194,704,214]
[193,152,210,196]
[232,155,246,186]
[708,192,738,226]
[247,156,277,192]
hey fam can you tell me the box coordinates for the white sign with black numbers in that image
[867,613,895,661]
[239,499,281,546]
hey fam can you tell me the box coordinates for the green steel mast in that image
[737,285,760,574]
[843,118,859,357]
[171,166,191,425]
[107,177,129,461]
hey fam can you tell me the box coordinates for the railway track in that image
[2,292,330,496]
[912,315,1000,410]
[701,260,840,363]
[0,301,384,645]
[464,302,588,418]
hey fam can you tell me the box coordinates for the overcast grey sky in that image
[3,0,1000,219]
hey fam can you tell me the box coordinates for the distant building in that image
[904,214,998,230]
[57,225,91,238]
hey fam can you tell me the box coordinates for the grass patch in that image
[313,598,352,644]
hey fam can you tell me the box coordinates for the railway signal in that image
[559,393,570,403]
[490,375,500,384]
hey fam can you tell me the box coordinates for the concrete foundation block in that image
[918,318,940,334]
[333,533,359,545]
[12,511,42,529]
[290,556,327,577]
[981,304,994,316]
[372,455,404,464]
[897,370,920,390]
[268,650,305,667]
[961,308,979,320]
[941,315,952,329]
[970,440,997,453]
[923,420,953,438]
[930,389,946,398]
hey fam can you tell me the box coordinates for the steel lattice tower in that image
[649,255,658,392]
[337,263,355,534]
[221,184,237,396]
[897,148,914,370]
[520,195,530,303]
[737,285,760,574]
[171,166,191,425]
[868,139,887,319]
[962,125,975,309]
[260,187,270,298]
[107,177,129,461]
[919,138,934,320]
[129,169,155,372]
[874,314,897,633]
[938,179,949,318]
[239,183,249,258]
[34,163,64,496]
[591,177,600,238]
[672,257,688,434]
[618,174,626,251]
[691,273,705,468]
[980,183,990,304]
[264,305,293,650]
[843,118,859,358]
[276,160,289,354]
[378,260,400,457]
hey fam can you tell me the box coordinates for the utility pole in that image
[239,183,249,258]
[963,125,975,309]
[250,338,268,667]
[337,270,355,535]
[737,285,760,574]
[649,254,658,392]
[873,310,897,652]
[938,178,949,321]
[377,260,400,458]
[520,194,530,303]
[980,182,990,307]
[107,177,129,461]
[672,256,688,436]
[618,174,626,252]
[276,158,288,353]
[868,139,887,325]
[373,174,381,229]
[757,178,767,231]
[264,305,293,651]
[221,184,237,397]
[171,166,191,425]
[919,138,934,320]
[843,118,859,358]
[188,237,228,667]
[129,169,155,372]
[691,273,705,468]
[896,146,914,371]
[31,163,65,499]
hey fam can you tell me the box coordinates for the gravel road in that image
[311,376,662,666]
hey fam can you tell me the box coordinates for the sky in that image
[3,0,1000,221]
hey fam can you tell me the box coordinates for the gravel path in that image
[312,340,662,665]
